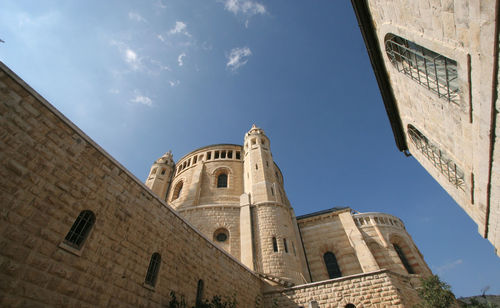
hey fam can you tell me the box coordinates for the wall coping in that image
[263,269,420,295]
[0,61,261,281]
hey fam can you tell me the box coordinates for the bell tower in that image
[145,150,175,201]
[240,124,307,284]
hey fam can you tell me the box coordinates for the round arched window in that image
[214,228,229,243]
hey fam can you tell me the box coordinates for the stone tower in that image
[145,150,175,201]
[240,125,308,284]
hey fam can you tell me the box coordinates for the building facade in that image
[1,61,428,307]
[352,0,500,256]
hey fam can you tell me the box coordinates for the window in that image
[271,187,274,196]
[215,151,220,159]
[196,280,204,307]
[393,244,414,274]
[385,34,459,103]
[407,125,465,190]
[145,253,161,287]
[228,151,233,159]
[214,228,229,242]
[323,251,341,279]
[217,173,228,188]
[345,304,356,308]
[193,156,197,164]
[235,151,241,160]
[161,168,166,175]
[272,237,278,252]
[255,164,258,170]
[251,138,256,145]
[64,210,95,249]
[207,152,212,160]
[172,181,183,200]
[292,241,296,256]
[283,238,288,253]
[221,151,226,159]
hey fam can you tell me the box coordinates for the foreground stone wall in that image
[0,62,263,307]
[262,270,421,308]
[366,0,499,255]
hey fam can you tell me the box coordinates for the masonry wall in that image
[0,63,263,307]
[367,0,498,254]
[262,270,421,308]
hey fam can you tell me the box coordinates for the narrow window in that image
[161,168,166,175]
[207,152,211,160]
[393,244,414,274]
[266,161,269,167]
[193,156,197,164]
[228,151,233,159]
[172,181,183,200]
[261,139,266,145]
[221,151,226,159]
[64,210,95,249]
[236,151,241,160]
[217,173,228,188]
[292,241,296,256]
[255,164,258,170]
[187,158,191,167]
[407,125,465,190]
[272,237,278,252]
[151,168,157,176]
[144,253,161,287]
[271,187,274,196]
[196,280,204,307]
[215,151,220,159]
[323,251,341,279]
[283,238,288,253]
[384,34,459,103]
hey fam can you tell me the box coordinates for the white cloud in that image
[226,47,252,71]
[131,92,153,107]
[223,0,266,16]
[155,0,167,9]
[109,88,120,94]
[435,259,463,275]
[157,34,165,42]
[169,80,180,87]
[124,48,141,70]
[128,12,146,22]
[178,52,186,66]
[169,21,191,37]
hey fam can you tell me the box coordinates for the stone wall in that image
[366,0,499,254]
[0,62,263,307]
[262,270,421,308]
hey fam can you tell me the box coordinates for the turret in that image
[145,150,175,201]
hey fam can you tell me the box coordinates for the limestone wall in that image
[367,0,498,252]
[0,62,263,307]
[262,270,421,308]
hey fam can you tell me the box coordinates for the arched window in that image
[385,34,459,103]
[407,125,465,190]
[217,173,228,188]
[345,304,356,308]
[64,210,95,249]
[144,253,161,287]
[323,251,341,279]
[272,237,278,252]
[172,181,183,200]
[196,279,204,307]
[393,244,414,274]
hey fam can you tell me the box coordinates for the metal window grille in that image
[385,34,459,103]
[407,125,465,190]
[64,210,95,249]
[393,244,414,274]
[323,252,341,279]
[272,237,278,252]
[145,253,161,286]
[217,173,228,188]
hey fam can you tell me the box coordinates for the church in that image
[0,61,430,307]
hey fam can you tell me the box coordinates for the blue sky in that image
[1,0,499,297]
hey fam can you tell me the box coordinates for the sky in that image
[1,0,499,298]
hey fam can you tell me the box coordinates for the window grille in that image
[323,251,341,279]
[272,237,278,252]
[64,210,95,249]
[145,253,161,286]
[217,173,228,188]
[393,244,414,274]
[385,34,459,103]
[407,125,465,190]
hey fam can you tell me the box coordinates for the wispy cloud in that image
[155,0,167,9]
[226,47,252,71]
[109,88,120,94]
[169,80,180,87]
[157,34,165,42]
[223,0,266,16]
[178,52,186,66]
[150,59,170,71]
[131,91,153,107]
[110,40,143,71]
[169,21,191,37]
[128,12,146,22]
[434,259,463,275]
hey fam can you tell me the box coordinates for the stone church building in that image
[1,61,430,307]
